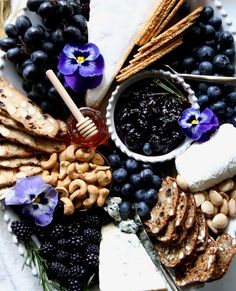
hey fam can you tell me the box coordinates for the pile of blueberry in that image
[103,144,175,220]
[0,0,88,119]
[11,203,111,291]
[115,78,189,156]
[165,5,236,126]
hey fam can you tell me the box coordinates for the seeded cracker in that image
[0,156,44,168]
[0,143,37,158]
[0,77,59,138]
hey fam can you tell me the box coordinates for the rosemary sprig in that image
[153,78,187,100]
[24,239,65,291]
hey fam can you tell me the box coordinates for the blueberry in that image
[112,168,128,184]
[125,158,139,173]
[200,6,214,23]
[121,183,134,197]
[144,189,157,205]
[210,100,226,115]
[203,24,216,41]
[191,69,200,75]
[225,106,235,118]
[140,169,153,183]
[197,45,215,61]
[222,48,235,61]
[108,154,121,169]
[134,189,146,202]
[135,202,150,219]
[230,115,236,127]
[143,142,153,155]
[213,54,230,72]
[198,82,208,93]
[227,92,236,105]
[129,173,142,188]
[199,61,213,75]
[207,86,222,101]
[208,16,222,30]
[181,56,196,72]
[111,185,121,196]
[225,64,235,76]
[119,202,133,220]
[152,175,161,188]
[198,95,209,107]
[218,31,234,49]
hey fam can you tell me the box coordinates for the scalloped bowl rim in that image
[106,69,199,163]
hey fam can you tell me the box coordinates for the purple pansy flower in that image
[5,176,58,227]
[178,107,219,142]
[58,42,105,92]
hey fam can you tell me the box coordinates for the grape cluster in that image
[164,5,236,126]
[0,0,88,119]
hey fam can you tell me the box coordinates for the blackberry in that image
[83,213,101,228]
[85,244,99,256]
[47,261,69,281]
[55,250,69,263]
[58,235,85,250]
[53,200,64,221]
[67,222,83,236]
[39,242,56,260]
[50,223,67,241]
[84,228,101,244]
[11,220,33,241]
[84,252,99,269]
[67,278,83,291]
[69,252,83,264]
[70,264,87,279]
[34,224,52,242]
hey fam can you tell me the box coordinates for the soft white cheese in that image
[175,124,236,192]
[99,223,167,291]
[86,0,161,108]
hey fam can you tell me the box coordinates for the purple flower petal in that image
[5,188,21,205]
[63,43,81,59]
[58,51,79,75]
[178,108,200,129]
[38,184,58,211]
[22,204,53,226]
[79,55,105,77]
[64,74,87,92]
[199,107,215,124]
[81,43,101,61]
[86,74,103,89]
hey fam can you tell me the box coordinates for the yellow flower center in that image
[77,56,85,63]
[191,119,198,125]
[34,197,41,204]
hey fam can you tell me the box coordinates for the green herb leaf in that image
[153,78,187,100]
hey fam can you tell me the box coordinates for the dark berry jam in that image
[115,77,190,156]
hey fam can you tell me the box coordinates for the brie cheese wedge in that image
[99,223,167,291]
[85,0,161,108]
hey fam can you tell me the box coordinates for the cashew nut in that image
[92,165,110,173]
[55,186,69,198]
[69,179,87,195]
[83,185,99,208]
[75,162,89,173]
[41,153,58,170]
[91,153,105,165]
[78,171,97,184]
[73,198,84,209]
[41,170,58,186]
[67,163,79,179]
[75,148,95,162]
[97,188,110,207]
[57,175,71,189]
[60,197,75,215]
[59,161,70,180]
[96,171,111,187]
[59,145,78,162]
[70,189,88,201]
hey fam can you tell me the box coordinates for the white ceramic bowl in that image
[106,69,199,163]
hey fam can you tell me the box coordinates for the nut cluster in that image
[39,145,112,214]
[193,178,236,233]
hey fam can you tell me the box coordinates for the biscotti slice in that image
[209,233,236,281]
[0,166,43,188]
[0,124,66,153]
[145,176,179,234]
[0,143,37,158]
[185,193,196,229]
[196,210,209,252]
[154,219,199,267]
[156,191,188,242]
[175,239,218,286]
[0,77,59,138]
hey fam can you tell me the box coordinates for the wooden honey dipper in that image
[46,70,98,138]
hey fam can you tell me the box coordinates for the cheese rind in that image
[85,0,162,108]
[99,223,167,291]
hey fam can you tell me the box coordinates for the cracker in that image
[0,166,43,188]
[0,187,13,200]
[0,111,25,131]
[0,156,44,168]
[0,124,66,153]
[0,142,37,158]
[0,77,59,138]
[116,38,183,82]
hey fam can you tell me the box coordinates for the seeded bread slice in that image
[185,193,196,229]
[175,239,218,287]
[145,176,179,234]
[154,219,199,267]
[196,210,209,253]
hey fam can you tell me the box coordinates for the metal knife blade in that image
[135,215,181,291]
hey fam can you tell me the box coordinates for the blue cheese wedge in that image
[99,223,167,291]
[85,0,162,108]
